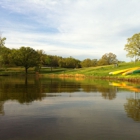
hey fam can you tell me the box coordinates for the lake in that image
[0,75,140,140]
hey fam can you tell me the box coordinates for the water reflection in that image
[124,93,140,121]
[0,101,4,115]
[0,76,46,104]
[100,87,117,100]
[0,76,140,116]
[1,76,140,139]
[1,76,140,105]
[109,81,140,121]
[109,82,140,93]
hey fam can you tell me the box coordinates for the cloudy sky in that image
[0,0,140,61]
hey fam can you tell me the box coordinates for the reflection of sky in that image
[1,91,140,140]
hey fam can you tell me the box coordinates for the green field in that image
[0,62,140,80]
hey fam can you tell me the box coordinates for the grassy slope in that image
[0,62,140,78]
[51,62,140,77]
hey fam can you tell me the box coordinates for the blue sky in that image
[0,0,140,61]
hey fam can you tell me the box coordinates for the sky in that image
[0,0,140,61]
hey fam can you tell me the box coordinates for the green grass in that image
[42,61,140,79]
[52,61,140,77]
[0,62,140,79]
[0,67,35,75]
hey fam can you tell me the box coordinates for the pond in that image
[0,75,140,140]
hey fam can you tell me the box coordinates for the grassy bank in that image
[0,67,35,76]
[0,62,140,82]
[40,61,140,82]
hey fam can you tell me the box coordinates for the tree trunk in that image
[51,66,53,71]
[25,67,28,74]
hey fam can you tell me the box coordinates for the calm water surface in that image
[0,76,140,140]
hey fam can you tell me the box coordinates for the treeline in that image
[0,36,118,73]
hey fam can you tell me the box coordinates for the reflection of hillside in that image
[124,94,140,121]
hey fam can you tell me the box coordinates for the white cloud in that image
[1,0,140,61]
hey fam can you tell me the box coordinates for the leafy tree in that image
[46,55,54,71]
[124,33,140,61]
[0,47,12,68]
[97,58,106,66]
[0,35,6,48]
[58,57,81,68]
[12,47,40,74]
[81,58,92,67]
[0,36,13,68]
[58,58,65,68]
[36,50,46,71]
[98,53,117,65]
[91,59,98,67]
[81,58,98,68]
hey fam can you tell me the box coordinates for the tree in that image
[12,47,40,74]
[81,58,92,67]
[0,36,12,68]
[44,55,55,71]
[99,53,118,65]
[124,33,140,61]
[0,47,12,68]
[0,35,6,48]
[36,50,46,71]
[58,57,81,68]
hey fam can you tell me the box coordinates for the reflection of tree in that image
[43,78,80,93]
[0,76,81,104]
[0,76,46,104]
[80,82,117,100]
[124,93,140,121]
[100,87,117,100]
[0,101,4,115]
[82,85,98,93]
[0,76,119,105]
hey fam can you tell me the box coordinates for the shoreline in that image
[46,73,140,83]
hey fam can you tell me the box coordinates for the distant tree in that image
[0,47,12,68]
[124,33,140,62]
[0,35,6,48]
[81,58,98,67]
[51,55,60,68]
[0,36,13,68]
[81,58,92,67]
[36,50,46,71]
[65,57,80,68]
[58,57,81,68]
[12,47,40,74]
[91,59,98,67]
[99,53,118,65]
[97,58,107,66]
[58,58,65,68]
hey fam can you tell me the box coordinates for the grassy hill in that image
[40,61,140,80]
[0,62,140,80]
